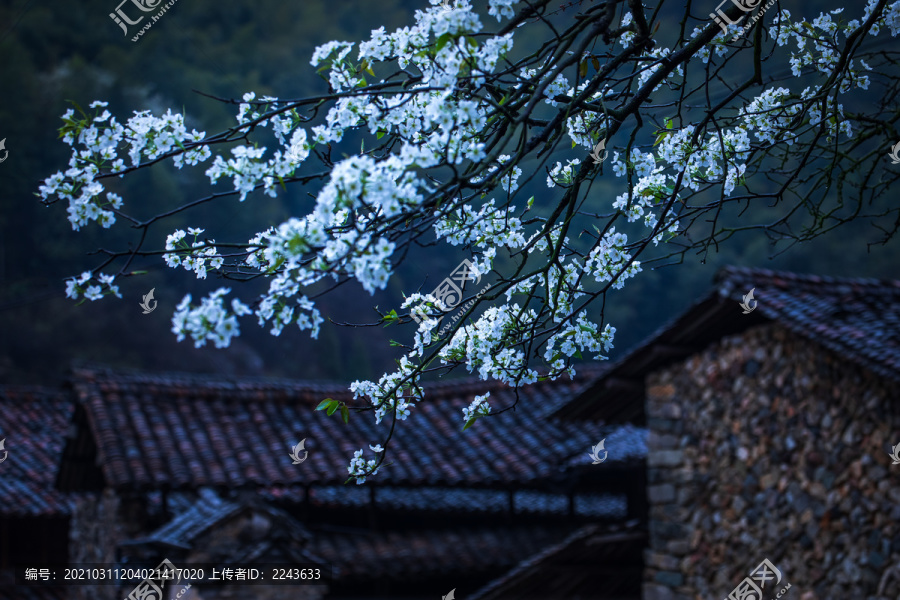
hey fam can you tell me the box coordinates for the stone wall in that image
[641,323,900,600]
[185,507,327,600]
[69,489,124,600]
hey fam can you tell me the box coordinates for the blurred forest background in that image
[0,0,896,386]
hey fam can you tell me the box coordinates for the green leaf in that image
[340,404,350,424]
[591,57,600,70]
[463,418,477,431]
[327,402,339,416]
[316,399,335,411]
[436,33,453,52]
[376,130,386,139]
[579,60,589,78]
[383,309,398,327]
[67,99,87,118]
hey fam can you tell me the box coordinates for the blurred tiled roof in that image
[309,522,581,581]
[469,522,646,600]
[267,485,628,519]
[122,488,322,568]
[716,266,900,379]
[558,266,900,422]
[59,364,638,492]
[0,386,76,516]
[122,489,584,583]
[123,488,310,550]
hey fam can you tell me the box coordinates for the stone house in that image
[549,266,900,600]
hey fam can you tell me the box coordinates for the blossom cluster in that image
[38,101,209,231]
[65,271,121,302]
[547,158,581,188]
[462,393,491,425]
[171,288,252,349]
[347,446,382,484]
[350,355,421,425]
[583,228,643,289]
[163,228,224,280]
[544,317,616,372]
[433,200,525,249]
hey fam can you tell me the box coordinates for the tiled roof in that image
[558,266,900,422]
[123,489,584,583]
[59,364,638,491]
[0,386,76,516]
[716,266,900,380]
[267,485,628,519]
[123,488,310,549]
[123,488,320,566]
[469,522,646,600]
[309,522,581,581]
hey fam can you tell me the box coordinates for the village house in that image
[14,265,894,599]
[514,266,900,600]
[2,361,647,600]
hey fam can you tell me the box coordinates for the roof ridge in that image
[0,384,70,395]
[69,363,609,396]
[71,365,353,391]
[716,265,900,288]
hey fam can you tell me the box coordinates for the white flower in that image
[84,285,103,301]
[462,393,491,423]
[65,279,79,300]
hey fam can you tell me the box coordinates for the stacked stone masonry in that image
[641,323,900,600]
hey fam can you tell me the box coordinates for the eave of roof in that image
[0,385,77,516]
[557,266,900,422]
[58,364,641,492]
[469,521,646,600]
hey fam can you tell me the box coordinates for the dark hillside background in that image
[0,0,896,385]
